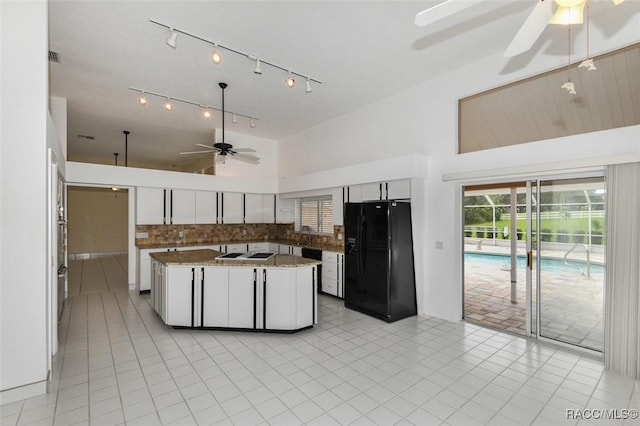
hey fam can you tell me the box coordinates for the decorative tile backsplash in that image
[135,223,345,250]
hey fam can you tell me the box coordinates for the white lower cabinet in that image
[165,266,195,327]
[228,268,256,329]
[248,242,270,252]
[202,267,229,328]
[156,263,317,331]
[322,250,344,299]
[279,244,302,257]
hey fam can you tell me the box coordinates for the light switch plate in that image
[435,241,444,250]
[136,232,149,239]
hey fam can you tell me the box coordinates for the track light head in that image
[164,98,173,111]
[232,113,238,124]
[138,92,148,106]
[286,72,295,88]
[250,118,256,128]
[211,45,223,65]
[166,28,178,48]
[201,106,211,119]
[254,59,262,75]
[305,78,312,93]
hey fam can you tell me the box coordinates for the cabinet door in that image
[195,191,217,224]
[166,267,194,327]
[227,243,248,253]
[248,242,269,252]
[202,267,229,327]
[262,194,275,224]
[338,254,345,299]
[386,180,411,200]
[140,258,151,291]
[292,246,302,257]
[221,192,243,224]
[171,190,196,224]
[136,187,166,225]
[361,182,383,201]
[279,244,291,255]
[332,188,344,226]
[346,185,363,203]
[244,193,263,224]
[295,267,315,328]
[268,243,280,253]
[263,269,294,330]
[228,268,256,328]
[276,197,295,224]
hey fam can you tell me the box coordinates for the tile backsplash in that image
[135,223,344,250]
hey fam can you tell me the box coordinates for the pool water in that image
[464,252,604,275]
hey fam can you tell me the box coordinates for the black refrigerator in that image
[344,201,417,322]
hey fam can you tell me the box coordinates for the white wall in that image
[0,0,50,404]
[279,14,640,321]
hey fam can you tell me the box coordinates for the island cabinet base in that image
[151,263,318,333]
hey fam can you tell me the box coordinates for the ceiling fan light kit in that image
[415,0,625,58]
[149,19,321,93]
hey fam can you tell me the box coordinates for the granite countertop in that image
[138,239,344,253]
[150,249,322,267]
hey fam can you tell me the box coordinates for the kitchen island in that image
[149,249,320,332]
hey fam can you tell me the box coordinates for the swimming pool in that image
[464,252,605,275]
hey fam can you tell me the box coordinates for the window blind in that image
[296,197,333,234]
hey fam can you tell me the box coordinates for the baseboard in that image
[0,380,47,406]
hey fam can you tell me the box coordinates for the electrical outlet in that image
[179,231,184,238]
[135,232,149,239]
[337,233,343,240]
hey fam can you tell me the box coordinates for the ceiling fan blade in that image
[196,143,217,149]
[229,152,260,164]
[179,150,215,155]
[230,147,256,153]
[503,0,555,57]
[414,0,484,27]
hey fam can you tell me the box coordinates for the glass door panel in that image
[537,177,605,351]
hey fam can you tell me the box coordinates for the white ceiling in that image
[48,0,637,170]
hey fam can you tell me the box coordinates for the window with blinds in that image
[296,197,333,234]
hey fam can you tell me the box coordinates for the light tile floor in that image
[2,255,639,425]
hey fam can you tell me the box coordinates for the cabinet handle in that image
[262,270,267,330]
[170,190,174,224]
[385,182,389,200]
[253,269,257,329]
[163,189,167,225]
[190,268,195,328]
[312,267,316,324]
[200,268,205,328]
[242,193,246,224]
[379,183,382,200]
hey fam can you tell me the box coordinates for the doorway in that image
[463,175,606,352]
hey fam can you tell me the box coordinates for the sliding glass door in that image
[464,175,605,352]
[535,177,605,351]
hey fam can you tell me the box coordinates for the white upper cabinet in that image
[262,194,275,224]
[136,187,195,225]
[276,196,295,224]
[244,193,263,224]
[332,187,344,226]
[136,187,166,225]
[220,192,243,224]
[346,185,363,203]
[386,180,411,200]
[361,183,384,201]
[195,191,217,224]
[171,189,196,224]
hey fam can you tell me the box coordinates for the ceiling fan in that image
[180,82,260,165]
[414,0,625,57]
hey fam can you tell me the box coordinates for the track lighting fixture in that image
[138,92,148,106]
[149,19,322,92]
[211,44,223,65]
[286,72,296,88]
[130,87,260,126]
[166,27,178,48]
[305,78,313,93]
[250,118,256,128]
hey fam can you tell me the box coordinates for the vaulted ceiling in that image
[48,1,639,171]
